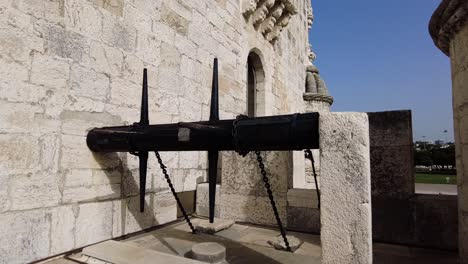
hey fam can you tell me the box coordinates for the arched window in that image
[247,51,265,117]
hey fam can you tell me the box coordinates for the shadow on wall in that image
[91,151,176,238]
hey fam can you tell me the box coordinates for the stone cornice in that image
[303,93,334,105]
[429,0,468,56]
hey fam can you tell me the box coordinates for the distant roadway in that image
[415,183,457,195]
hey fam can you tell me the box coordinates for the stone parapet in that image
[429,0,468,56]
[319,112,372,264]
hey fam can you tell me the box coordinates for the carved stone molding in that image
[303,93,334,105]
[243,0,298,44]
[429,0,468,56]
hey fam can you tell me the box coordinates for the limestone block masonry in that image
[430,1,468,262]
[0,0,312,263]
[319,113,372,264]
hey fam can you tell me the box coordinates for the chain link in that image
[154,151,197,234]
[255,151,292,252]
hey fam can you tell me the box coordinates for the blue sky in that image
[310,0,453,142]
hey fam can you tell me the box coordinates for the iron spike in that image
[209,58,219,122]
[139,68,149,212]
[208,58,219,223]
[139,151,148,212]
[208,151,218,223]
[140,68,149,126]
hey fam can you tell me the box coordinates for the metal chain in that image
[154,151,197,234]
[254,151,292,252]
[304,149,320,209]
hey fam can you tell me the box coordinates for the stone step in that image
[82,240,205,264]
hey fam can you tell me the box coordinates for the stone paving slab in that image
[194,218,235,234]
[40,219,457,264]
[82,240,205,264]
[122,221,320,264]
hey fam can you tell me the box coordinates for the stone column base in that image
[303,93,333,113]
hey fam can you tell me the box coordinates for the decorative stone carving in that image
[304,65,333,108]
[242,0,259,16]
[305,65,329,96]
[308,44,316,62]
[252,0,275,26]
[305,65,318,93]
[259,2,285,35]
[243,0,298,44]
[307,4,314,29]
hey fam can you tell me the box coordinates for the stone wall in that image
[0,0,311,263]
[430,1,468,261]
[368,111,414,199]
[450,19,468,263]
[286,110,458,251]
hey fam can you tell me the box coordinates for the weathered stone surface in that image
[93,0,123,16]
[89,41,123,76]
[161,3,189,36]
[0,174,10,213]
[0,102,59,134]
[70,64,110,100]
[0,134,40,175]
[287,206,320,233]
[287,188,319,209]
[83,240,205,264]
[433,16,468,261]
[102,15,137,52]
[372,194,458,251]
[61,111,121,136]
[219,192,287,226]
[195,218,234,234]
[319,112,372,264]
[50,205,76,255]
[368,111,414,198]
[268,235,303,252]
[46,25,88,62]
[31,53,70,88]
[0,0,315,262]
[191,242,226,263]
[113,192,177,237]
[0,27,43,64]
[196,183,221,218]
[75,201,113,247]
[10,172,61,210]
[0,209,51,264]
[65,0,103,39]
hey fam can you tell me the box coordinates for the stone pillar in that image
[319,112,372,264]
[429,1,468,262]
[300,66,334,189]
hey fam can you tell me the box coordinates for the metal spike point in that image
[139,151,149,212]
[209,58,219,122]
[208,58,219,223]
[139,68,149,212]
[140,68,149,126]
[208,150,218,223]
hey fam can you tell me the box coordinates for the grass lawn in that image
[415,173,457,184]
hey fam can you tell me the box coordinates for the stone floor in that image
[41,217,458,264]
